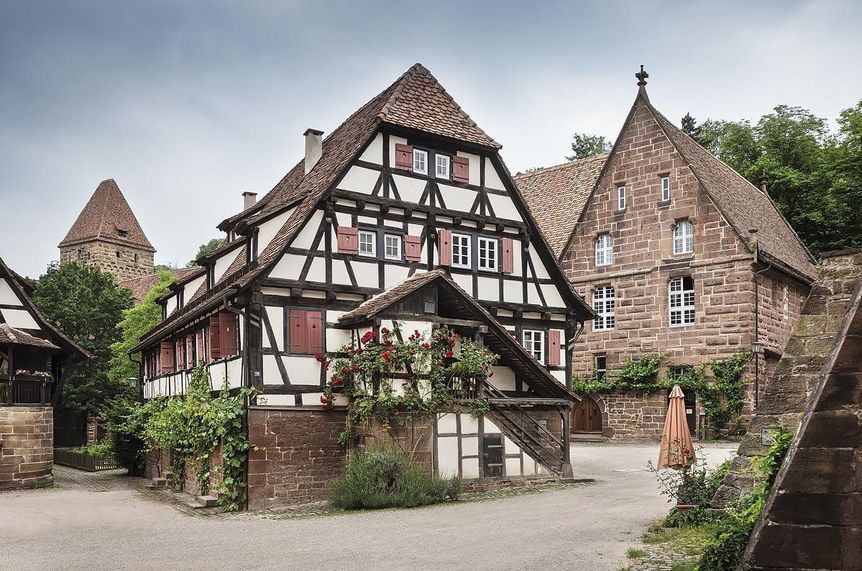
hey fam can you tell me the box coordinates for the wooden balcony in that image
[0,374,53,406]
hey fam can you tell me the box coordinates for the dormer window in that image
[117,228,129,238]
[435,155,450,179]
[413,149,428,175]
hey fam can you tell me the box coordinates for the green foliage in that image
[659,459,731,527]
[330,447,462,510]
[571,354,663,393]
[109,269,176,386]
[105,397,154,475]
[566,132,613,160]
[69,441,114,456]
[31,262,133,415]
[188,238,224,266]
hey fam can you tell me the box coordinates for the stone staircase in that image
[712,250,862,507]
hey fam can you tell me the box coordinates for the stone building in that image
[59,178,155,281]
[517,69,816,440]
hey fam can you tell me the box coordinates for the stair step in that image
[571,433,608,443]
[197,495,219,508]
[148,477,168,489]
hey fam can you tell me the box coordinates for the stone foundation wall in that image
[0,406,53,490]
[595,391,668,441]
[246,407,347,510]
[356,414,434,471]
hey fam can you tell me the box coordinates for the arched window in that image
[673,220,694,254]
[593,286,615,331]
[595,234,613,266]
[669,276,695,326]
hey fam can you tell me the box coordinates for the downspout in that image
[130,353,143,403]
[750,228,772,413]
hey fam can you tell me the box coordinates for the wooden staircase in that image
[482,385,571,477]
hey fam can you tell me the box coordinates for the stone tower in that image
[58,179,155,281]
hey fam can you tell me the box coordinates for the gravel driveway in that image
[0,443,735,570]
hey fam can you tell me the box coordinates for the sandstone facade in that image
[60,240,154,281]
[0,406,53,490]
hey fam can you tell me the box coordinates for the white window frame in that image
[435,154,451,179]
[669,276,696,327]
[477,237,498,272]
[593,286,615,331]
[594,354,607,380]
[451,233,471,269]
[413,149,428,176]
[673,220,694,255]
[358,230,376,257]
[522,330,545,364]
[595,234,613,266]
[617,186,626,210]
[661,176,671,202]
[384,234,402,261]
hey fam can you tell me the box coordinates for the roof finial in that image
[635,65,649,87]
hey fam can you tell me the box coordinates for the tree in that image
[188,238,224,266]
[31,262,133,415]
[567,133,613,160]
[109,268,176,386]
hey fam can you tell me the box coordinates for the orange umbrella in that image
[657,385,695,469]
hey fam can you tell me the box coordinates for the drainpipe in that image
[751,228,772,413]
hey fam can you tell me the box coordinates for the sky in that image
[1,0,860,277]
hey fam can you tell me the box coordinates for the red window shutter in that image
[159,341,174,375]
[220,312,239,358]
[197,332,204,365]
[289,309,307,353]
[306,311,324,355]
[437,228,452,267]
[209,314,222,360]
[175,340,183,371]
[548,330,562,366]
[186,336,194,368]
[501,237,514,274]
[394,143,413,170]
[452,156,470,183]
[405,235,422,262]
[337,226,358,255]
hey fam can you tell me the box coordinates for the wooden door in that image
[572,397,602,433]
[482,434,504,477]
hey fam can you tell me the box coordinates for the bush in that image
[655,456,732,527]
[104,397,154,476]
[330,448,461,510]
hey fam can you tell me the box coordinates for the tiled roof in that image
[647,103,816,281]
[59,179,155,252]
[514,155,608,258]
[0,323,60,350]
[339,270,445,324]
[118,267,198,303]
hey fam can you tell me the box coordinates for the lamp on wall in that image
[752,341,764,354]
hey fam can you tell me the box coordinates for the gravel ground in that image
[0,443,736,570]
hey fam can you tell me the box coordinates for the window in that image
[595,234,613,266]
[661,176,671,202]
[593,286,615,331]
[670,366,690,382]
[669,276,696,326]
[478,237,498,271]
[435,154,450,179]
[452,233,471,268]
[617,186,626,210]
[384,234,402,260]
[413,149,428,175]
[358,230,376,257]
[673,220,694,254]
[288,309,324,355]
[594,354,607,380]
[522,330,545,364]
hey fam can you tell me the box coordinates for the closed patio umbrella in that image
[657,385,695,469]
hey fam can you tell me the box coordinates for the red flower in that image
[414,329,420,338]
[381,327,390,335]
[382,351,392,363]
[352,364,360,372]
[332,377,344,387]
[361,331,375,344]
[445,350,454,358]
[342,367,351,375]
[422,342,431,350]
[320,394,330,404]
[315,352,325,362]
[683,449,690,455]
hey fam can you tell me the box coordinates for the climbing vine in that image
[320,323,498,448]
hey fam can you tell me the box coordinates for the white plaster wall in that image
[307,257,326,283]
[292,210,324,250]
[476,276,500,302]
[456,151,480,186]
[359,132,383,164]
[332,260,351,286]
[352,261,379,288]
[511,239,523,277]
[184,276,206,300]
[452,272,472,295]
[487,193,522,222]
[484,158,505,190]
[256,209,294,253]
[165,296,178,316]
[0,279,21,305]
[388,135,408,168]
[2,308,39,330]
[283,355,320,385]
[528,245,551,279]
[384,265,410,289]
[269,253,304,280]
[503,280,524,304]
[393,174,426,204]
[541,285,566,308]
[337,166,379,195]
[437,436,459,477]
[263,306,284,349]
[489,366,516,391]
[438,183,476,213]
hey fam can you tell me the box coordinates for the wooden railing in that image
[0,375,52,406]
[54,448,121,472]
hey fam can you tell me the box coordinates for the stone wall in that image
[246,407,347,510]
[60,240,154,281]
[745,252,862,570]
[0,406,53,490]
[356,414,434,471]
[594,391,668,441]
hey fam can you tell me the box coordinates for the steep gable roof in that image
[514,154,607,258]
[59,179,155,252]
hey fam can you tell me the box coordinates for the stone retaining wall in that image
[0,406,53,490]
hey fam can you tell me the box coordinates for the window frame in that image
[435,154,451,180]
[617,185,626,210]
[413,149,428,176]
[592,286,616,331]
[669,276,696,327]
[673,220,694,255]
[477,236,499,272]
[595,234,613,267]
[358,229,377,258]
[383,233,402,261]
[594,354,607,380]
[522,330,545,365]
[661,176,671,202]
[451,232,472,269]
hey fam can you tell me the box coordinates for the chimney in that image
[242,191,257,210]
[759,171,769,194]
[304,128,324,174]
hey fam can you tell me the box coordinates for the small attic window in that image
[117,228,129,238]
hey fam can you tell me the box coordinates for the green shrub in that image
[104,397,155,475]
[330,448,461,510]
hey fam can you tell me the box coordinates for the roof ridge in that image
[514,153,609,179]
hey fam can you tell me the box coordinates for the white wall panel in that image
[338,166,379,195]
[332,260,351,286]
[184,276,206,300]
[438,183,475,213]
[165,296,178,316]
[476,277,499,302]
[484,158,505,190]
[511,240,523,277]
[326,326,352,352]
[283,356,320,384]
[437,413,457,434]
[393,174,426,204]
[456,151,480,186]
[388,135,408,168]
[384,265,410,289]
[437,436,459,476]
[487,193,522,221]
[2,309,39,330]
[352,261,378,288]
[462,436,478,457]
[461,458,480,479]
[528,245,551,279]
[264,306,284,350]
[291,210,323,250]
[0,279,21,305]
[359,132,383,164]
[489,366,516,391]
[452,272,472,295]
[257,209,294,253]
[506,457,522,476]
[306,257,326,283]
[503,280,524,304]
[541,285,566,308]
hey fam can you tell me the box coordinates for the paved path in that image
[0,444,735,570]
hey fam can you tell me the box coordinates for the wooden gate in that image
[572,396,602,433]
[482,434,504,477]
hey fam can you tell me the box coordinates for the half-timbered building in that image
[132,64,593,509]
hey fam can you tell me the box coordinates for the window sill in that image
[658,200,672,208]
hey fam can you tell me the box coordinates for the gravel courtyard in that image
[0,443,735,570]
